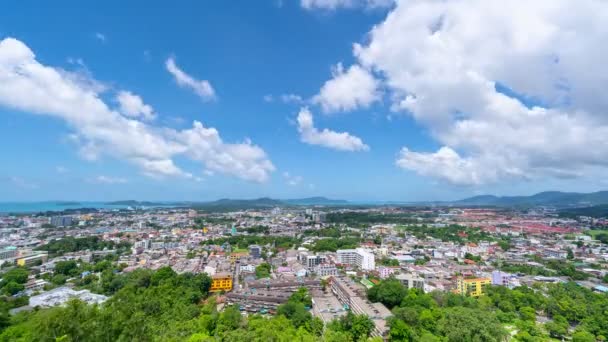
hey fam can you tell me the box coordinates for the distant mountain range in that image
[104,197,349,210]
[83,191,608,211]
[105,200,169,206]
[284,197,349,206]
[455,191,608,207]
[9,191,608,215]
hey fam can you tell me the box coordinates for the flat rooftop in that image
[311,290,347,323]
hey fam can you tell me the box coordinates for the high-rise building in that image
[305,254,327,269]
[337,248,375,270]
[298,252,330,270]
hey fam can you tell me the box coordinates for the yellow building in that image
[456,277,491,297]
[210,273,233,292]
[16,252,48,267]
[229,252,249,264]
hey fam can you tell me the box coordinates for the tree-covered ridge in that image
[397,224,496,245]
[35,236,131,257]
[326,212,421,227]
[499,259,591,281]
[369,279,608,341]
[201,235,299,250]
[0,267,383,342]
[2,263,607,341]
[0,267,212,341]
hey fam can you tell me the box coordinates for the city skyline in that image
[2,1,608,202]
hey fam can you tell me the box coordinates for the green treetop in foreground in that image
[1,266,607,341]
[370,278,608,342]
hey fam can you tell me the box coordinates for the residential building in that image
[306,255,327,269]
[249,245,262,259]
[50,216,72,227]
[395,273,425,290]
[314,263,338,277]
[311,290,348,324]
[151,242,165,250]
[377,266,398,279]
[17,252,48,266]
[337,248,375,270]
[226,290,291,313]
[210,273,233,292]
[246,279,321,292]
[0,247,17,260]
[329,277,391,338]
[229,252,249,263]
[240,264,256,273]
[313,212,326,223]
[25,279,47,291]
[133,240,150,249]
[491,271,520,289]
[337,249,358,266]
[297,251,328,269]
[456,277,491,297]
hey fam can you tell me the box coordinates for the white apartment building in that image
[240,264,256,273]
[395,273,425,290]
[315,263,338,276]
[337,248,375,270]
[0,247,17,260]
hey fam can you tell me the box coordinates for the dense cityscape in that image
[4,0,608,341]
[0,200,606,341]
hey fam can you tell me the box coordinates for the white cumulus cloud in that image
[166,57,216,101]
[116,91,155,120]
[343,0,608,185]
[0,37,274,183]
[313,63,381,113]
[297,107,369,151]
[178,122,276,182]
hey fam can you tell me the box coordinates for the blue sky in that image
[1,0,607,201]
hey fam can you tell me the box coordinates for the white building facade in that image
[337,248,375,271]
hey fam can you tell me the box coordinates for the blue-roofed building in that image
[593,285,608,294]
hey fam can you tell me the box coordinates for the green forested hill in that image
[0,267,607,341]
